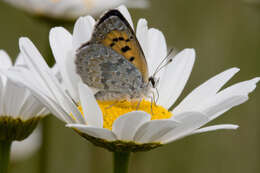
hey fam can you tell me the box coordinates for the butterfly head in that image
[147,48,175,89]
[148,76,158,88]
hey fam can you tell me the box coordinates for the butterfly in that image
[76,9,158,101]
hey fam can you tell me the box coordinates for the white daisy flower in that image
[3,0,149,20]
[0,50,47,142]
[4,6,259,153]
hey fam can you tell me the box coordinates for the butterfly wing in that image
[80,9,149,82]
[76,43,144,94]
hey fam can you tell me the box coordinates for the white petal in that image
[78,83,103,127]
[146,28,167,76]
[112,111,150,141]
[201,96,248,120]
[30,92,74,123]
[0,76,5,115]
[3,59,75,123]
[46,71,85,123]
[192,124,239,135]
[136,18,148,59]
[117,5,134,30]
[36,108,49,116]
[19,94,45,120]
[3,80,28,117]
[15,53,26,66]
[64,50,82,102]
[49,27,80,102]
[218,77,260,96]
[19,37,55,92]
[72,15,95,50]
[163,112,208,144]
[8,73,72,122]
[134,119,179,143]
[49,27,72,61]
[199,77,260,120]
[173,68,240,114]
[19,37,84,123]
[37,66,84,123]
[66,124,116,141]
[0,50,12,68]
[158,49,196,108]
[18,94,37,119]
[50,64,61,81]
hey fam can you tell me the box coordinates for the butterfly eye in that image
[148,77,156,88]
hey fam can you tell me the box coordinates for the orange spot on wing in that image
[101,30,149,82]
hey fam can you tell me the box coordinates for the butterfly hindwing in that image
[76,43,144,93]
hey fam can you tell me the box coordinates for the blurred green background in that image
[0,0,259,173]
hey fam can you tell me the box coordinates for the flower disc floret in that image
[73,100,172,152]
[78,100,173,130]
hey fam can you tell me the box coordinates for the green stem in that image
[0,140,12,173]
[113,152,131,173]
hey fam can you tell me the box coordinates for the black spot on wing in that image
[129,57,135,62]
[110,43,115,47]
[118,37,124,41]
[121,46,131,53]
[112,38,119,42]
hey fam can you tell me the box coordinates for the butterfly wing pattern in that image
[76,10,151,101]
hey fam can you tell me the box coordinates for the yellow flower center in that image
[77,100,172,130]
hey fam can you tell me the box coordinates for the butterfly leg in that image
[105,100,119,109]
[135,98,142,111]
[149,96,154,115]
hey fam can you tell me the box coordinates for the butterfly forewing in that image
[88,10,149,82]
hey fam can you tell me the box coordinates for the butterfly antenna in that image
[152,48,174,78]
[155,87,160,105]
[136,99,142,110]
[150,96,154,115]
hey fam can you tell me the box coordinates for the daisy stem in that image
[0,140,12,173]
[113,152,131,173]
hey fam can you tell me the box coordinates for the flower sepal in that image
[0,116,41,141]
[75,129,162,152]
